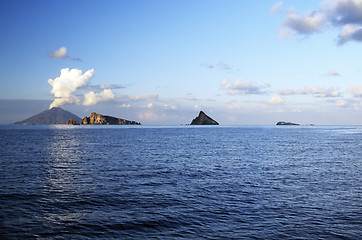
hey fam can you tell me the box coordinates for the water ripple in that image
[0,125,361,239]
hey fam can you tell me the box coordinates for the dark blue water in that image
[0,125,361,239]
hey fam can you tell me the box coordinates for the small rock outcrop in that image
[67,118,79,125]
[190,111,219,125]
[81,112,141,125]
[276,121,299,125]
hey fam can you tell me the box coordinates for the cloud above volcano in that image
[48,68,115,109]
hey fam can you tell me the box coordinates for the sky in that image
[1,0,362,125]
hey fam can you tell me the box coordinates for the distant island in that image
[190,111,219,125]
[276,121,299,125]
[14,107,140,125]
[14,107,81,125]
[80,112,141,125]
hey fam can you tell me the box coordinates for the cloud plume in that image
[48,68,116,109]
[48,68,95,109]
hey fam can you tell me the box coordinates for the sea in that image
[0,125,361,239]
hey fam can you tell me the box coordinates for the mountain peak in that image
[190,111,219,125]
[14,107,81,125]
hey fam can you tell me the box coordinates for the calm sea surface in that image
[0,125,361,239]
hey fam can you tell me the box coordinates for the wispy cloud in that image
[279,86,340,97]
[145,103,154,109]
[200,63,214,69]
[222,78,270,95]
[217,62,231,70]
[323,70,340,76]
[138,111,166,122]
[271,1,283,15]
[163,104,177,110]
[81,83,125,92]
[129,93,159,101]
[336,98,348,107]
[119,103,131,108]
[347,83,362,96]
[268,95,285,104]
[201,61,231,70]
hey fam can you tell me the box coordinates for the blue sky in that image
[1,0,362,125]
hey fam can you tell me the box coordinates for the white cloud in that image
[347,83,362,96]
[83,89,115,106]
[49,46,68,59]
[268,95,286,104]
[336,98,348,107]
[265,109,285,113]
[48,68,122,108]
[338,24,362,44]
[164,104,177,110]
[279,86,340,97]
[139,103,154,109]
[49,96,81,110]
[227,103,241,109]
[138,112,165,122]
[281,11,326,37]
[275,0,362,44]
[119,104,131,108]
[49,46,82,61]
[48,68,95,108]
[222,78,269,95]
[130,93,159,101]
[326,0,362,25]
